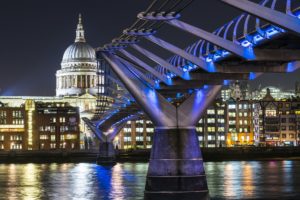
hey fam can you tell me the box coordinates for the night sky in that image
[0,0,298,96]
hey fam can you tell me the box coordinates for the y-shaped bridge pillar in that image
[102,52,221,200]
[83,118,125,165]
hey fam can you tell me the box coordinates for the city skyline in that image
[0,0,298,96]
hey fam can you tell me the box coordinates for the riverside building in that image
[0,101,80,151]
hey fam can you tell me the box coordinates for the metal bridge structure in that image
[84,0,300,199]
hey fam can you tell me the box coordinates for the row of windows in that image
[228,104,249,110]
[40,142,76,149]
[123,136,152,142]
[228,128,249,133]
[198,135,226,141]
[207,109,225,115]
[199,118,225,124]
[196,127,225,132]
[39,126,78,132]
[0,111,23,118]
[40,134,77,141]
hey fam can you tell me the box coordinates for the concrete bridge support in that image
[97,141,116,165]
[83,118,124,165]
[102,52,222,200]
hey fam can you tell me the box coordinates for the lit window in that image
[217,110,224,115]
[217,127,225,132]
[207,118,215,123]
[266,110,276,117]
[229,112,236,117]
[59,117,66,123]
[208,127,215,132]
[229,120,236,125]
[196,127,203,132]
[228,105,236,109]
[217,119,225,123]
[207,109,215,115]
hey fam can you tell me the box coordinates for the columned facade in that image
[56,14,101,97]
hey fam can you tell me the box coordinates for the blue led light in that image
[223,80,229,85]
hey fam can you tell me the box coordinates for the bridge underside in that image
[87,0,300,199]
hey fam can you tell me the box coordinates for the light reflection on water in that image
[0,161,299,199]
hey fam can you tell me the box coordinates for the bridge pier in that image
[96,141,116,165]
[145,128,208,200]
[101,52,222,200]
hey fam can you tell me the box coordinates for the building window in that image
[13,119,24,125]
[207,118,215,123]
[12,111,22,118]
[281,126,286,131]
[229,120,236,125]
[289,126,294,130]
[136,127,143,133]
[66,134,77,140]
[124,128,131,133]
[198,136,203,141]
[146,128,154,133]
[50,143,56,149]
[59,117,66,123]
[0,135,4,141]
[266,110,276,117]
[0,144,4,150]
[51,135,56,141]
[281,118,287,123]
[207,109,215,115]
[244,112,248,117]
[289,134,295,139]
[228,104,236,109]
[282,134,286,138]
[229,112,236,117]
[217,127,225,132]
[285,103,290,108]
[50,117,57,123]
[218,135,225,141]
[60,142,66,149]
[196,127,203,132]
[10,143,22,150]
[60,135,65,141]
[208,127,215,132]
[40,135,48,140]
[208,135,215,141]
[10,135,22,141]
[217,119,225,123]
[244,128,248,132]
[0,111,6,118]
[217,110,224,115]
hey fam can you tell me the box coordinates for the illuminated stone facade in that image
[56,14,101,97]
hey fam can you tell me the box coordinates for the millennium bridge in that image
[84,0,300,199]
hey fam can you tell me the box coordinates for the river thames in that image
[0,160,300,200]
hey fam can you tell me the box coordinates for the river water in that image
[0,161,300,200]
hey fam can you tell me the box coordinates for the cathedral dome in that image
[61,14,96,64]
[62,42,96,63]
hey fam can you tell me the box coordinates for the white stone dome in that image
[62,42,96,63]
